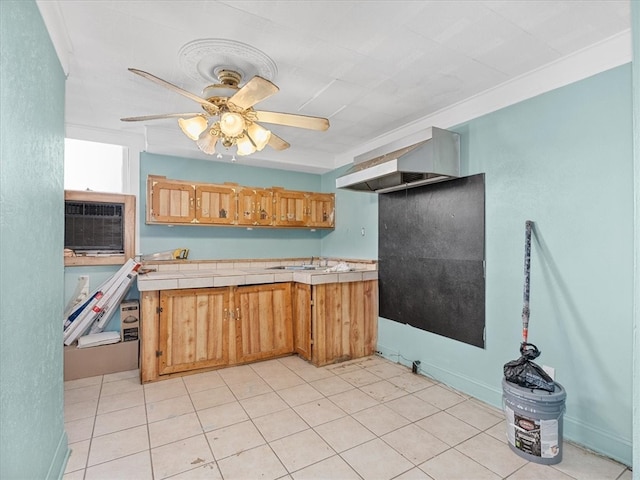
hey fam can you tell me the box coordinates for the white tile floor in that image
[63,355,632,480]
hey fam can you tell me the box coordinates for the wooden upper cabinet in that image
[237,187,273,226]
[274,189,335,228]
[148,176,195,224]
[196,184,237,225]
[146,176,334,229]
[158,287,230,375]
[273,189,307,227]
[306,193,335,228]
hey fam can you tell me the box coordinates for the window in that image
[64,139,124,193]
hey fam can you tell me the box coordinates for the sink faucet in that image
[309,256,315,266]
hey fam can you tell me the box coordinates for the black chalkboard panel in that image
[378,174,485,347]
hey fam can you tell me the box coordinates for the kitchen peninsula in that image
[137,258,378,383]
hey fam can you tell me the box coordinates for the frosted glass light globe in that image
[219,112,245,137]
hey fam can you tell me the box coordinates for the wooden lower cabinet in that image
[141,290,161,383]
[310,280,378,366]
[141,283,293,382]
[292,283,312,360]
[235,283,293,363]
[292,280,378,367]
[140,280,377,383]
[158,288,230,375]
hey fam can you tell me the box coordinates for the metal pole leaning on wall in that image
[522,220,533,345]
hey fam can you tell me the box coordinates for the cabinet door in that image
[158,288,230,375]
[140,291,160,383]
[306,193,335,228]
[311,280,378,366]
[196,184,237,225]
[149,179,195,223]
[237,188,273,226]
[235,283,294,363]
[292,283,312,360]
[273,190,307,226]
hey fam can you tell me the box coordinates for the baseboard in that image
[374,344,399,359]
[563,416,632,467]
[376,350,632,467]
[47,431,69,480]
[379,351,504,405]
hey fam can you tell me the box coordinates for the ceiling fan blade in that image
[268,132,290,151]
[228,76,279,110]
[128,68,219,113]
[255,111,329,131]
[121,113,203,122]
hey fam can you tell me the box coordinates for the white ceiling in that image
[38,1,631,173]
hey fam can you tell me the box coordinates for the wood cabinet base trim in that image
[141,352,301,383]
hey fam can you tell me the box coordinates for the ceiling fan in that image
[121,68,330,157]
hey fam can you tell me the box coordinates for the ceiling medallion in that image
[178,38,278,85]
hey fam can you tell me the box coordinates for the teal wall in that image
[139,152,327,260]
[374,65,633,465]
[631,1,640,475]
[321,166,378,260]
[0,1,69,478]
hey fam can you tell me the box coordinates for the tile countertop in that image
[136,260,378,292]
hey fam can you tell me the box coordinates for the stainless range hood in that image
[336,127,460,193]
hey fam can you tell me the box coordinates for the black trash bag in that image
[503,343,555,392]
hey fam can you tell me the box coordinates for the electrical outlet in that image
[542,365,555,380]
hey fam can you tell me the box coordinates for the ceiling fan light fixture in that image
[123,63,329,160]
[236,135,257,156]
[178,115,208,140]
[196,129,219,155]
[247,123,271,151]
[202,84,238,100]
[219,111,245,137]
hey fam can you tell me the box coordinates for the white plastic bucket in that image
[502,378,567,465]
